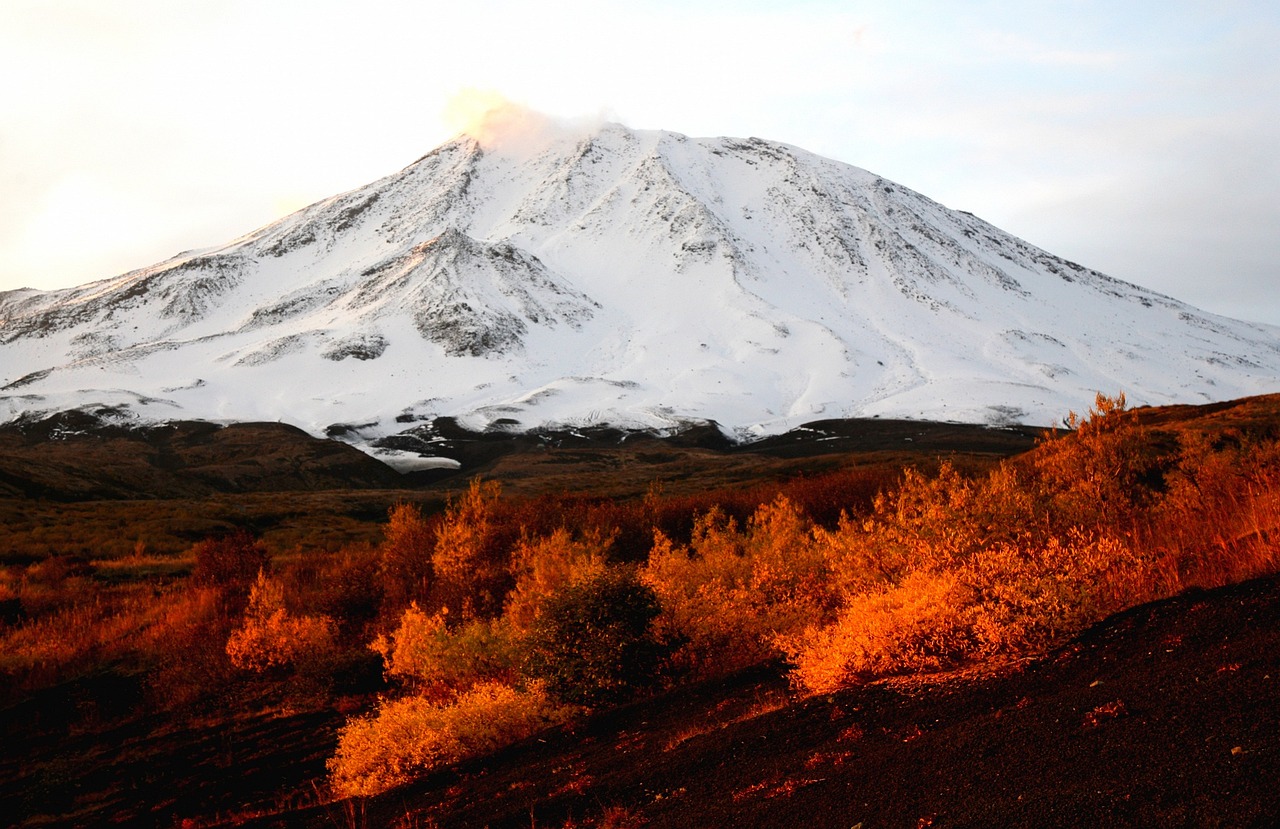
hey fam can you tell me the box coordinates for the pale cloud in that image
[974,31,1124,68]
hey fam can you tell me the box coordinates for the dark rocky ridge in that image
[0,411,404,500]
[0,408,1048,501]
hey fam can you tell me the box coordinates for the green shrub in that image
[521,567,664,706]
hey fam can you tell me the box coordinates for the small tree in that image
[521,568,664,706]
[226,570,337,674]
[431,479,504,618]
[378,503,435,614]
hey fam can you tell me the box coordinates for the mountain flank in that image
[3,123,1278,450]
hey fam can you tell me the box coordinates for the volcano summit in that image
[2,121,1278,451]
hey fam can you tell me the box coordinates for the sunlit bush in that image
[327,680,572,798]
[503,527,611,632]
[377,502,435,614]
[430,479,507,619]
[641,498,829,678]
[1153,430,1280,587]
[781,569,979,693]
[784,528,1150,694]
[374,603,516,697]
[1031,392,1158,528]
[225,570,337,673]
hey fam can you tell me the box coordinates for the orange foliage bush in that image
[641,497,829,678]
[374,603,515,697]
[377,502,435,614]
[1030,392,1157,528]
[430,479,506,618]
[781,393,1280,694]
[784,529,1148,693]
[225,570,337,674]
[503,527,612,632]
[1150,429,1280,588]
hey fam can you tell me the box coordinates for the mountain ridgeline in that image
[2,123,1278,456]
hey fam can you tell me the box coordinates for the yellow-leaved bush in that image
[327,680,572,798]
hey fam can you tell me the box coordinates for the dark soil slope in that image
[229,572,1280,829]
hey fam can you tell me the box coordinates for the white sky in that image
[3,0,1278,326]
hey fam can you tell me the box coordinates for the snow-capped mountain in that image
[3,121,1279,452]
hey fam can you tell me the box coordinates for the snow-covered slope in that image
[3,123,1279,448]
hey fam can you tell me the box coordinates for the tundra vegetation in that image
[3,394,1278,806]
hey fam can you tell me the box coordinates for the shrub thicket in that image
[10,392,1278,802]
[641,497,828,678]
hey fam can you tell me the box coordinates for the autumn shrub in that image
[1151,431,1280,587]
[318,393,1280,786]
[503,527,612,632]
[521,567,665,706]
[780,465,905,528]
[374,603,517,697]
[1030,392,1160,529]
[378,502,436,615]
[225,570,338,674]
[327,680,572,798]
[191,530,268,591]
[782,569,980,693]
[784,528,1150,694]
[429,479,509,619]
[780,406,1175,695]
[641,497,830,678]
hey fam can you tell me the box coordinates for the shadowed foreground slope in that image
[244,572,1280,829]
